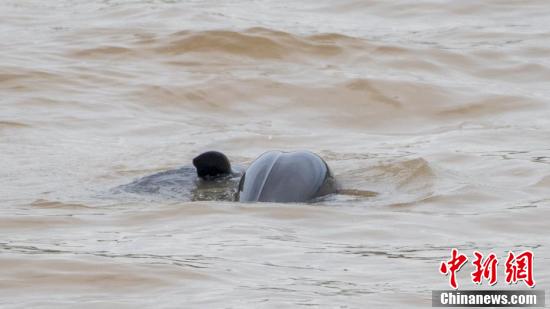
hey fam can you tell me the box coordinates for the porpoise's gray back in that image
[238,150,336,203]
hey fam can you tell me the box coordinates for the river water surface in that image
[1,0,550,308]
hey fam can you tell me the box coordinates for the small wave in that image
[30,199,93,209]
[68,27,366,61]
[437,95,541,118]
[155,28,350,59]
[0,120,29,128]
[329,155,437,207]
[474,62,550,83]
[0,69,77,91]
[70,46,134,58]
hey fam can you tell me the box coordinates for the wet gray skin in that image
[115,166,244,201]
[237,151,336,203]
[116,150,337,203]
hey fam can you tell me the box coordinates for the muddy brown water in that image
[1,0,549,308]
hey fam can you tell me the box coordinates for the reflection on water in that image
[1,0,550,307]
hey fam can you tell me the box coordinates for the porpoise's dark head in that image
[193,151,232,179]
[238,150,336,203]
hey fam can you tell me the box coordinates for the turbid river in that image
[1,0,549,307]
